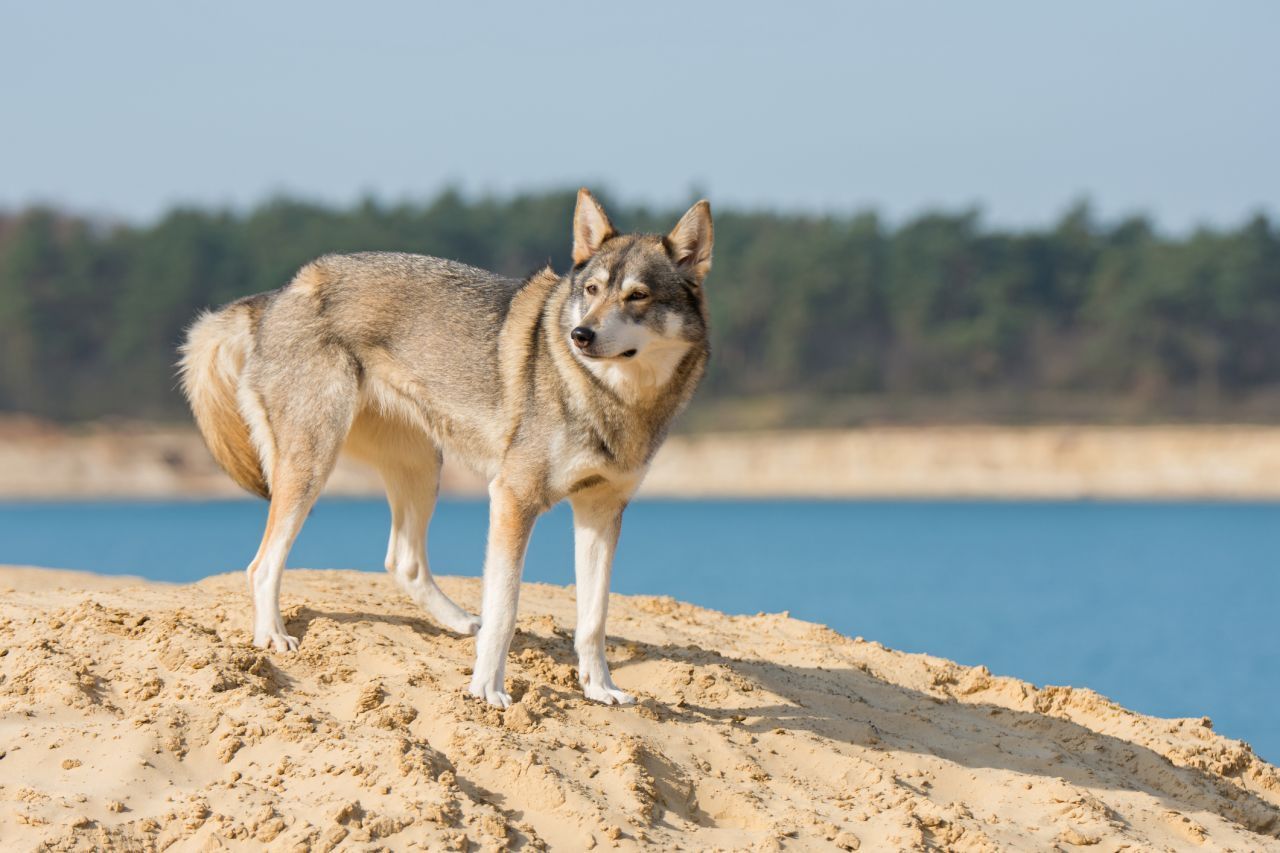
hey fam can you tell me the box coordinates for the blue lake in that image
[1,498,1276,762]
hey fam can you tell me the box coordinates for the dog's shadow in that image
[509,627,1280,840]
[287,606,451,645]
[283,608,1280,841]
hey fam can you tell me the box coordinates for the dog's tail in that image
[178,301,270,499]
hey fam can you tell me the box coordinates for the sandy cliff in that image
[4,419,1280,499]
[1,567,1277,851]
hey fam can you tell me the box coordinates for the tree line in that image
[1,190,1277,426]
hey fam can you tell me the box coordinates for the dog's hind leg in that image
[345,409,481,635]
[246,466,328,652]
[379,442,481,636]
[244,347,358,652]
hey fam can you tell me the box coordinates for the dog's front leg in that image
[570,491,634,705]
[468,480,537,708]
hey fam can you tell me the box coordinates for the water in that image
[1,499,1276,762]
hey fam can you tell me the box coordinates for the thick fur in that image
[178,189,713,707]
[178,297,271,499]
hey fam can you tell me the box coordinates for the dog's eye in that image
[626,290,649,302]
[585,284,599,296]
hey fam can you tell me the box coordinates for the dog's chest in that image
[545,427,645,500]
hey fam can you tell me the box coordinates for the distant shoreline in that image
[3,418,1280,500]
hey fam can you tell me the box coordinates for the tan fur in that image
[359,348,506,480]
[246,473,287,584]
[496,266,560,443]
[236,379,278,493]
[287,262,326,296]
[488,482,534,551]
[343,406,438,471]
[178,304,270,498]
[359,351,455,443]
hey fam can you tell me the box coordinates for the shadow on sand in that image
[288,605,1280,842]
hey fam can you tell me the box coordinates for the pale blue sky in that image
[2,1,1276,230]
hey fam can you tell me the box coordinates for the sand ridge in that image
[1,567,1277,851]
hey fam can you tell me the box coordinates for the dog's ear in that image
[572,188,616,265]
[665,200,714,285]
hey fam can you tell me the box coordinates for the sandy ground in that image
[5,418,1280,499]
[1,568,1278,851]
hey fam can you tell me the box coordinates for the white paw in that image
[467,675,511,709]
[417,586,482,636]
[254,631,299,653]
[583,682,635,706]
[445,612,482,636]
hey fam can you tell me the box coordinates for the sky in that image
[2,1,1276,231]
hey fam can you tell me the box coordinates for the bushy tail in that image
[178,304,270,499]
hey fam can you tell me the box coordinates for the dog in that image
[179,189,712,707]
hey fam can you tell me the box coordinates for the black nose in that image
[571,326,595,348]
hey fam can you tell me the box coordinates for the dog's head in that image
[564,189,712,397]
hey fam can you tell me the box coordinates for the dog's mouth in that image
[578,348,638,360]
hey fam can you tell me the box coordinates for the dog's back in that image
[180,252,524,496]
[293,252,521,382]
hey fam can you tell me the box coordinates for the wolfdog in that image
[179,190,712,706]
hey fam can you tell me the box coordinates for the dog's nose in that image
[571,326,595,348]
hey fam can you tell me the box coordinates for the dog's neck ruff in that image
[533,272,707,469]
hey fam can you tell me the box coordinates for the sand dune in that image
[1,566,1277,851]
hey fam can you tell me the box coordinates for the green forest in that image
[1,189,1278,428]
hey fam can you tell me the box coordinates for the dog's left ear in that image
[665,200,714,285]
[573,188,616,265]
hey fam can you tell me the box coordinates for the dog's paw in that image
[583,683,635,706]
[423,594,482,636]
[254,631,299,653]
[467,675,511,709]
[446,612,482,636]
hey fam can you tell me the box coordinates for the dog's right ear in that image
[666,200,714,285]
[572,188,616,265]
